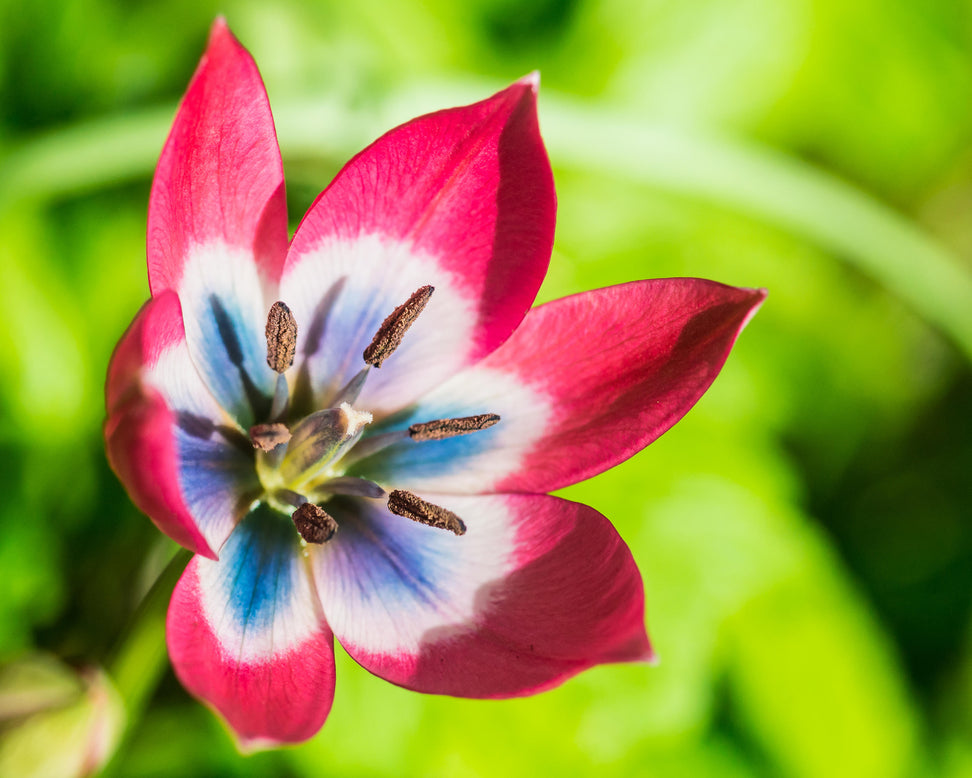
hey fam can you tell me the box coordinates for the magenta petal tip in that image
[206,16,234,51]
[517,71,541,91]
[605,626,657,666]
[740,286,769,328]
[637,638,660,667]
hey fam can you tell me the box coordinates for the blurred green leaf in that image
[2,2,969,775]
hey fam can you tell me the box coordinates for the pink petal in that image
[147,18,287,293]
[279,77,555,414]
[313,493,650,698]
[147,19,286,426]
[167,505,335,747]
[105,290,258,558]
[355,279,766,494]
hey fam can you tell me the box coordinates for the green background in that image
[0,1,970,776]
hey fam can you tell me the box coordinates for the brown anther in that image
[292,503,338,544]
[249,422,292,452]
[266,301,297,373]
[387,490,466,536]
[409,413,501,442]
[363,285,434,368]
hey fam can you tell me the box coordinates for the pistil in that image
[249,422,292,452]
[281,402,373,487]
[387,490,466,535]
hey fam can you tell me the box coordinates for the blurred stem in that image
[106,546,190,748]
[0,85,969,359]
[538,101,972,362]
[0,107,175,208]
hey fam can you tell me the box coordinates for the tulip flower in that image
[105,19,764,747]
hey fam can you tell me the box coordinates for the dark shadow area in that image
[798,364,972,693]
[291,276,348,417]
[208,294,271,420]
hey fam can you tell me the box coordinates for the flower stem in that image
[102,545,191,770]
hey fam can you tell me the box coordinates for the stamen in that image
[269,373,290,420]
[266,301,298,373]
[387,490,466,536]
[331,366,370,406]
[409,413,500,442]
[334,429,408,469]
[315,476,386,499]
[273,489,307,508]
[363,285,434,368]
[292,502,338,544]
[249,422,292,452]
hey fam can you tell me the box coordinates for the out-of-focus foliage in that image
[0,0,969,776]
[0,656,124,778]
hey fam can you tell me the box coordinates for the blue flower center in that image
[242,290,498,544]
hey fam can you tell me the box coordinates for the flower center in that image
[247,288,498,545]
